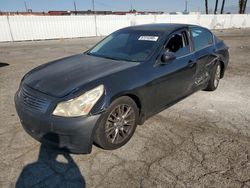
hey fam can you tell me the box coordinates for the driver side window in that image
[165,31,190,57]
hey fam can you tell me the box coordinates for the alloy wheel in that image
[214,64,221,88]
[105,104,136,144]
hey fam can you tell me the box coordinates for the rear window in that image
[191,27,213,51]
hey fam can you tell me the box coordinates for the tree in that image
[243,0,248,13]
[221,0,226,14]
[239,0,244,13]
[205,0,208,14]
[214,0,219,14]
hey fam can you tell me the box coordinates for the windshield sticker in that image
[138,36,159,41]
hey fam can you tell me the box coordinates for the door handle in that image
[188,60,196,67]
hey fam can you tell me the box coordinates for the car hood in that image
[23,54,138,97]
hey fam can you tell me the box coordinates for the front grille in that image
[19,87,50,113]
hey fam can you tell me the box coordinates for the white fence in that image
[0,14,250,42]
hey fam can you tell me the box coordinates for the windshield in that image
[88,30,163,62]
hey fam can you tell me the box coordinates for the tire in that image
[205,62,221,91]
[94,96,139,150]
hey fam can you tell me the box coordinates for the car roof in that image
[119,23,199,34]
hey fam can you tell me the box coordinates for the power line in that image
[94,1,111,9]
[94,0,131,11]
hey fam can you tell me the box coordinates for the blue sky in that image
[0,0,240,12]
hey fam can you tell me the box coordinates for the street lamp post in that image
[92,0,97,36]
[74,1,77,15]
[24,1,28,12]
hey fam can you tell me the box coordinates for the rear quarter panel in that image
[214,36,229,77]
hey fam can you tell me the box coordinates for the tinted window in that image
[89,30,163,62]
[191,27,213,51]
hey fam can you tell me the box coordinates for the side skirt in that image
[139,87,204,125]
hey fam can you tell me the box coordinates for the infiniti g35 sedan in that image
[15,24,229,153]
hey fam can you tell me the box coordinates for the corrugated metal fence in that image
[0,14,249,42]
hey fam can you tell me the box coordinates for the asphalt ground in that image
[0,29,250,188]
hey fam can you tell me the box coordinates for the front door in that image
[150,30,197,113]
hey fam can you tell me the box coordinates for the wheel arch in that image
[219,60,225,78]
[125,94,142,111]
[108,92,145,125]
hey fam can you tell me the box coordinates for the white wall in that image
[0,16,13,42]
[0,14,249,42]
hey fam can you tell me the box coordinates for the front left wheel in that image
[94,96,139,150]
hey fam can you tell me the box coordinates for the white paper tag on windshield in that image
[138,36,159,41]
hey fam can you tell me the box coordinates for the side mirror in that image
[161,52,176,63]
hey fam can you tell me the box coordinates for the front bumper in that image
[15,89,101,154]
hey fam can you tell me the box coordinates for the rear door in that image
[190,27,216,89]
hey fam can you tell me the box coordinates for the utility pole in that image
[130,0,133,11]
[92,0,97,36]
[24,1,28,12]
[185,0,188,12]
[74,1,77,15]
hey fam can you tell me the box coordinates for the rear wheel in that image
[205,62,221,91]
[94,96,139,150]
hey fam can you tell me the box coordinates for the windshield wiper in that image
[87,52,138,62]
[87,53,122,61]
[101,55,121,61]
[120,58,138,62]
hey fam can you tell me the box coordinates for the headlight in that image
[53,85,104,117]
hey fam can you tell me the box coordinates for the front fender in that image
[90,87,146,124]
